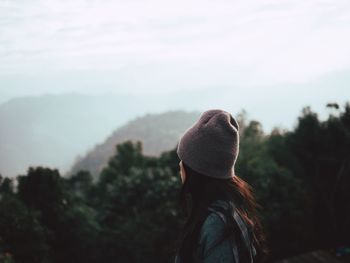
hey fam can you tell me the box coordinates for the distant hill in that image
[0,93,153,177]
[68,110,200,177]
[0,91,228,178]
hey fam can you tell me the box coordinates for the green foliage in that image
[0,194,49,263]
[1,103,350,262]
[285,103,350,247]
[236,120,312,258]
[0,176,14,196]
[95,140,182,263]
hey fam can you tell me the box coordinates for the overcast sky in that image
[0,0,350,111]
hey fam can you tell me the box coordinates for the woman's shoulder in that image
[200,200,231,245]
[205,199,257,262]
[202,211,226,234]
[197,210,236,262]
[201,200,231,236]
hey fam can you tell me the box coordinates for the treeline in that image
[0,103,349,263]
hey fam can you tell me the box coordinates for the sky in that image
[0,0,350,118]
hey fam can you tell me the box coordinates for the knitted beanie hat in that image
[176,109,239,179]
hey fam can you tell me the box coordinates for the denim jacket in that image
[175,200,256,263]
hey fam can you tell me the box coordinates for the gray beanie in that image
[176,109,239,179]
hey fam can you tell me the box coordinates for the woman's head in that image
[176,109,267,262]
[177,109,240,179]
[176,109,243,209]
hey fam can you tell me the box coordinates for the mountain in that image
[4,69,345,178]
[0,93,154,177]
[68,110,200,177]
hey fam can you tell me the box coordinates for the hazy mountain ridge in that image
[0,93,153,177]
[2,71,347,178]
[68,110,201,177]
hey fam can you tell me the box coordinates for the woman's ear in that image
[179,161,186,184]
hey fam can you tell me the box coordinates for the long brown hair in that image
[176,161,268,262]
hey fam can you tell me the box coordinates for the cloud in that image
[0,0,350,91]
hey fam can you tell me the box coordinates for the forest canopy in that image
[0,102,349,263]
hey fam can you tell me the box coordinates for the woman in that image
[174,109,266,263]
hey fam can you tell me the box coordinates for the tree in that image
[0,194,50,263]
[236,120,312,259]
[93,141,182,263]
